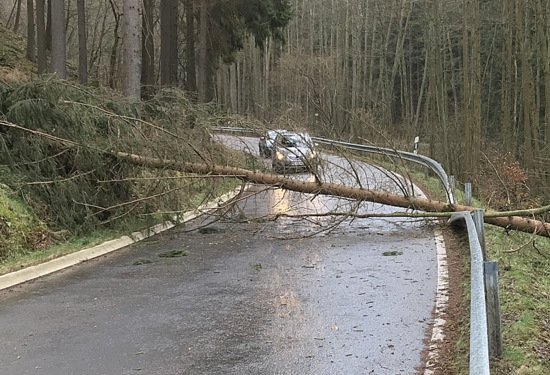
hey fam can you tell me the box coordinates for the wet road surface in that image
[0,137,439,375]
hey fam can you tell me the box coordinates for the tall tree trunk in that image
[160,0,178,86]
[13,0,23,32]
[122,0,142,100]
[141,0,155,98]
[108,0,120,89]
[518,1,540,173]
[45,0,52,51]
[535,0,550,156]
[26,0,36,62]
[51,0,66,78]
[35,0,47,74]
[76,0,87,84]
[184,0,197,95]
[462,0,482,180]
[197,0,209,102]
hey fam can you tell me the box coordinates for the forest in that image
[2,1,549,204]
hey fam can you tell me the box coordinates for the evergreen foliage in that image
[0,78,244,235]
[210,0,292,62]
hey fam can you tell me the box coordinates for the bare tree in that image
[76,0,87,84]
[107,0,121,89]
[35,0,47,74]
[160,0,178,86]
[122,0,142,100]
[26,0,36,62]
[141,0,155,98]
[50,0,66,78]
[197,0,210,102]
[12,0,22,32]
[185,0,197,95]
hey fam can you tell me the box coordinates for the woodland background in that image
[1,0,549,209]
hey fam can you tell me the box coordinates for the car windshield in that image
[267,130,278,140]
[279,134,306,147]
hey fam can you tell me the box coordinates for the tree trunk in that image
[184,0,197,95]
[76,0,87,84]
[108,0,120,89]
[122,0,141,100]
[45,0,52,51]
[26,0,36,62]
[141,0,155,98]
[462,0,482,180]
[50,0,66,79]
[160,0,178,86]
[197,0,212,102]
[115,151,550,238]
[13,0,23,32]
[35,0,47,74]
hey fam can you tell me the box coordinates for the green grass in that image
[485,224,550,374]
[0,184,47,262]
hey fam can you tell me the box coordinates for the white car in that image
[271,131,318,173]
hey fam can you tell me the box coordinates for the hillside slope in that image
[0,23,34,81]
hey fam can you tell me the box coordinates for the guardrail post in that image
[484,261,503,358]
[465,182,472,206]
[473,210,488,261]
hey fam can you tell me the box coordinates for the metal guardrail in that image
[449,212,491,375]
[213,126,257,135]
[311,137,455,204]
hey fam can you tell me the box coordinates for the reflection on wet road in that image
[0,135,438,375]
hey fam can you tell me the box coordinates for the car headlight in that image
[276,151,285,160]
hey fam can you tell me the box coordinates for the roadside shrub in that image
[476,150,530,210]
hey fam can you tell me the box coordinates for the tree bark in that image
[197,0,211,102]
[45,0,51,51]
[76,0,87,84]
[141,0,155,98]
[107,0,120,89]
[13,0,23,32]
[462,0,482,180]
[115,152,550,238]
[51,0,66,79]
[184,0,197,95]
[35,0,47,74]
[122,0,141,100]
[26,0,36,62]
[160,0,178,86]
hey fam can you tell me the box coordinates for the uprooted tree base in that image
[116,152,550,238]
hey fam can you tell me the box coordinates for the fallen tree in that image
[2,118,549,237]
[116,152,550,238]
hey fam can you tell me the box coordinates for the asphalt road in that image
[0,137,439,375]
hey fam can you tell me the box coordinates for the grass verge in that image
[408,169,550,375]
[0,177,241,276]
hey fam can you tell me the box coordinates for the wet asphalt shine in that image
[0,137,439,375]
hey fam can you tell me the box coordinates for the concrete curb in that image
[0,188,244,291]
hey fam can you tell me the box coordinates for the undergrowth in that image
[486,226,550,375]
